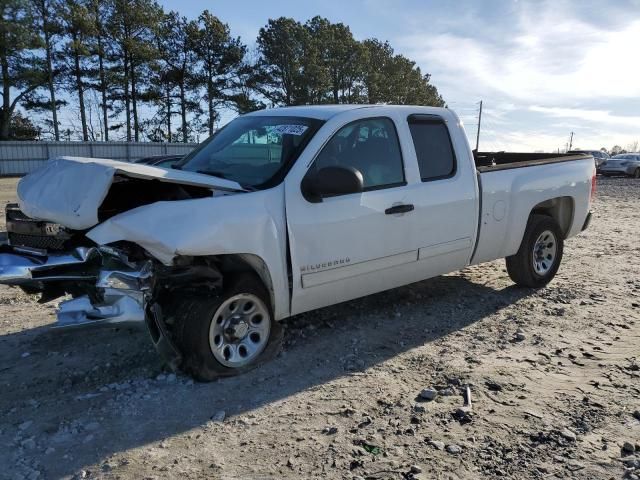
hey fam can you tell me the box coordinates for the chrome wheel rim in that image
[532,230,557,276]
[208,293,270,368]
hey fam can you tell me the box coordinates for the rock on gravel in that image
[560,428,577,442]
[446,444,462,454]
[428,440,445,450]
[419,388,438,401]
[210,411,226,423]
[622,442,636,455]
[19,421,33,431]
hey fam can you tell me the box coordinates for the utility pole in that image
[475,100,483,151]
[568,131,574,151]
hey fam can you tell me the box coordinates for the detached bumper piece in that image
[0,245,151,328]
[0,245,98,285]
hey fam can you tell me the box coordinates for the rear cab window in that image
[407,114,456,181]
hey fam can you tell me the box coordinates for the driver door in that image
[285,116,417,315]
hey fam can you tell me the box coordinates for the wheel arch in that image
[529,196,575,239]
[213,253,280,319]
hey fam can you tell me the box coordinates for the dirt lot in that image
[1,176,638,480]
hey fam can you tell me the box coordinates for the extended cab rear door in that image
[401,113,478,272]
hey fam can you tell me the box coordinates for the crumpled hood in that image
[17,156,244,230]
[86,189,284,265]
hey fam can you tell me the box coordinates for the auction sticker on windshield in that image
[272,124,309,136]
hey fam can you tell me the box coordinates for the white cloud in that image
[394,1,640,151]
[529,106,640,129]
[402,18,640,104]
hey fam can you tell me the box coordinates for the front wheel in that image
[633,168,640,179]
[171,273,283,381]
[506,215,564,288]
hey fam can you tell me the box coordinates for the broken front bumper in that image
[0,245,151,328]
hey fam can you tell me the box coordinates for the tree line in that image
[584,143,639,155]
[0,0,445,142]
[605,142,639,155]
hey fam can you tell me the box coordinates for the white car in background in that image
[600,153,640,178]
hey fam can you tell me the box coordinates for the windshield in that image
[178,115,324,189]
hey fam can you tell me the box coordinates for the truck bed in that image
[474,151,590,172]
[471,153,595,266]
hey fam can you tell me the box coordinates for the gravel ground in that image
[0,176,639,480]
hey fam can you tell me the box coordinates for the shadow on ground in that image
[0,272,532,478]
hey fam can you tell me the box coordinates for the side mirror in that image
[301,166,364,203]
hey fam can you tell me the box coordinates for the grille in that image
[5,204,73,252]
[8,232,68,251]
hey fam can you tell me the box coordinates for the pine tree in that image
[0,0,46,140]
[87,0,113,140]
[108,0,162,141]
[192,10,245,136]
[155,12,200,142]
[255,17,310,106]
[62,0,95,140]
[30,0,65,140]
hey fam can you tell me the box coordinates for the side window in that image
[313,117,404,190]
[408,116,456,181]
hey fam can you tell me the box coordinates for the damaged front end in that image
[0,244,152,328]
[0,237,225,370]
[1,156,235,330]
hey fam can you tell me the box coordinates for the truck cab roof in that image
[244,104,451,120]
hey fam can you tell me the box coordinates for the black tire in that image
[633,168,640,179]
[171,273,283,381]
[506,214,564,288]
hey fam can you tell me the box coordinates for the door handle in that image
[385,204,414,215]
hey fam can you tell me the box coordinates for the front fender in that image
[86,186,290,319]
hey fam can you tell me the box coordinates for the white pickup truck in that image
[0,105,595,380]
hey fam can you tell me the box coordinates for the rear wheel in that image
[633,168,640,179]
[506,215,564,288]
[171,273,283,381]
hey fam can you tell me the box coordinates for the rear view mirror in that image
[301,166,364,203]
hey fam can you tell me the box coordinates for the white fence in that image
[0,141,198,175]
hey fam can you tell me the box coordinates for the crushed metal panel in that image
[86,187,291,320]
[17,159,115,230]
[15,156,244,231]
[57,156,244,190]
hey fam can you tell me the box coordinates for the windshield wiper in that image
[195,169,252,192]
[196,169,228,179]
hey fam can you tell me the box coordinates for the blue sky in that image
[160,0,640,151]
